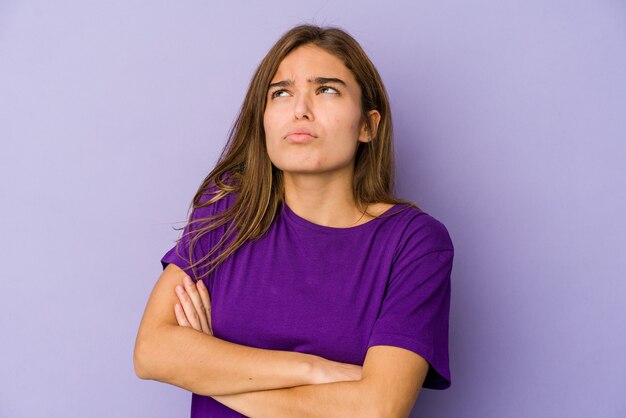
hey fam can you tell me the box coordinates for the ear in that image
[359,110,381,143]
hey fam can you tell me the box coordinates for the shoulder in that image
[389,205,454,261]
[191,174,239,220]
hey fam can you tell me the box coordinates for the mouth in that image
[285,133,316,143]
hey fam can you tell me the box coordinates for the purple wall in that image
[1,1,625,417]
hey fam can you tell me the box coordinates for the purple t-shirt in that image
[161,185,454,417]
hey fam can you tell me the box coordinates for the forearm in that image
[211,378,380,418]
[134,324,317,396]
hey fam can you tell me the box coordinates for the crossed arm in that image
[134,264,429,417]
[208,345,427,418]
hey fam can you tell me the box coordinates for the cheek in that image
[263,112,272,135]
[264,115,279,153]
[263,116,283,164]
[264,110,286,143]
[332,106,361,135]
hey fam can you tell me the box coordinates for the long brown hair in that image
[176,23,420,281]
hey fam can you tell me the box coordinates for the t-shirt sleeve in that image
[366,214,454,389]
[160,185,227,282]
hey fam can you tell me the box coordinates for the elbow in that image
[133,336,156,380]
[369,406,398,418]
[134,357,148,380]
[369,406,408,418]
[373,400,417,418]
[360,407,394,418]
[366,389,417,418]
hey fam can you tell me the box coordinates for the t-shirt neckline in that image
[281,200,400,233]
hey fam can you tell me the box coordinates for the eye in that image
[270,89,288,99]
[319,86,339,95]
[269,86,340,100]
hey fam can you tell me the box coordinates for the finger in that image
[174,303,190,327]
[196,280,213,334]
[182,275,211,334]
[175,284,203,332]
[196,280,212,333]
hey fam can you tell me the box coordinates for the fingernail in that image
[183,276,192,285]
[197,280,204,288]
[176,285,184,294]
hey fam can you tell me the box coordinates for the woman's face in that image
[263,44,378,176]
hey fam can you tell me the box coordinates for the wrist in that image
[305,354,327,385]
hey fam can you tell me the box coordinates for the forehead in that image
[270,44,354,84]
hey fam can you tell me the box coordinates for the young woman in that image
[134,24,454,417]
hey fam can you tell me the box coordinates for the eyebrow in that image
[268,77,347,90]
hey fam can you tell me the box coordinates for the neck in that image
[282,168,368,228]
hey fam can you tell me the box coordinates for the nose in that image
[293,93,313,120]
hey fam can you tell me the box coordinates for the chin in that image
[276,165,323,175]
[270,155,353,175]
[270,156,318,172]
[278,164,353,177]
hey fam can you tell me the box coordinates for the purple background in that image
[1,1,625,417]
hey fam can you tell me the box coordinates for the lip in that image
[285,127,317,142]
[285,133,315,143]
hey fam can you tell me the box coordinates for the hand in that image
[174,275,213,336]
